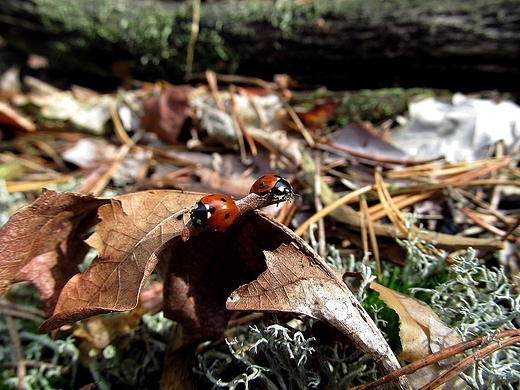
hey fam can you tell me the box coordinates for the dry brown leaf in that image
[226,213,411,388]
[140,84,193,144]
[39,190,202,333]
[0,189,109,314]
[370,282,463,361]
[371,282,432,362]
[13,246,87,317]
[370,282,466,389]
[295,99,337,130]
[73,281,164,355]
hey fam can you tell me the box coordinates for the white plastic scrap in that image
[390,93,520,161]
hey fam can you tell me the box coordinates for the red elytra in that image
[249,174,294,204]
[190,194,239,231]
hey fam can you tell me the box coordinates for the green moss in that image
[338,88,434,123]
[291,88,434,124]
[32,0,194,77]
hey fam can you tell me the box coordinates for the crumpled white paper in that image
[390,93,520,161]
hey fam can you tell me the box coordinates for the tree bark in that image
[1,0,519,91]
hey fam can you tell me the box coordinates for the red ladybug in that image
[190,194,239,231]
[249,174,294,203]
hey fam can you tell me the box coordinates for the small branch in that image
[185,0,201,78]
[349,329,520,390]
[5,315,25,390]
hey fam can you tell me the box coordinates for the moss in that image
[32,0,200,78]
[291,88,434,124]
[338,88,435,123]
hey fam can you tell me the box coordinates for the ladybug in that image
[249,174,294,203]
[190,194,239,231]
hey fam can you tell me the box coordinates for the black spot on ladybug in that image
[224,213,231,220]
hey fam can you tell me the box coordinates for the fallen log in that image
[1,0,519,91]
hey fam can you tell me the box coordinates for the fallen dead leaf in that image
[39,190,202,333]
[73,281,164,357]
[226,212,411,388]
[140,84,193,144]
[370,282,466,389]
[295,99,337,130]
[0,189,109,314]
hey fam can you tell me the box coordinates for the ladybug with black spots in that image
[249,174,294,204]
[190,194,239,231]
